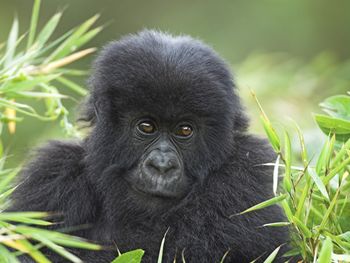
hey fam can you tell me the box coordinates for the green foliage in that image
[0,0,102,262]
[246,91,350,262]
[315,93,350,141]
[111,249,145,263]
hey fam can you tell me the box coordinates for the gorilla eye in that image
[137,121,156,134]
[175,125,193,138]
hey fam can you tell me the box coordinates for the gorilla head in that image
[84,30,248,209]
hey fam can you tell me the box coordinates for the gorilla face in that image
[124,117,191,199]
[85,30,248,207]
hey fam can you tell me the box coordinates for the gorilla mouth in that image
[131,184,178,199]
[127,171,184,199]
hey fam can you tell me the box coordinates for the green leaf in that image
[220,250,230,263]
[111,249,145,263]
[273,155,280,196]
[282,248,300,257]
[1,74,60,92]
[331,137,350,168]
[47,14,99,61]
[316,135,335,175]
[251,90,280,152]
[0,212,52,226]
[73,26,103,50]
[263,246,281,263]
[13,225,101,250]
[307,168,329,201]
[35,12,62,48]
[292,216,312,238]
[320,95,350,120]
[4,17,19,66]
[31,234,83,263]
[323,155,350,185]
[27,0,41,49]
[294,122,308,166]
[338,231,350,242]
[157,228,169,263]
[317,237,333,263]
[56,76,87,96]
[238,194,287,215]
[0,243,20,263]
[7,238,51,263]
[281,200,293,221]
[318,189,340,231]
[11,91,67,99]
[314,114,350,141]
[262,222,291,227]
[261,116,281,152]
[283,131,292,192]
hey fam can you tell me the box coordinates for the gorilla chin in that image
[9,29,289,263]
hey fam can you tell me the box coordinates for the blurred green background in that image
[1,0,350,166]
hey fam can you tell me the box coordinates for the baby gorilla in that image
[10,30,288,262]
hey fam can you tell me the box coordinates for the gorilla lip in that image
[131,183,178,199]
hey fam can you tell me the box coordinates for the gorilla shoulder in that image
[9,141,95,226]
[234,133,276,170]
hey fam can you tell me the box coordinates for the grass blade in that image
[111,249,144,263]
[238,194,287,215]
[307,168,329,201]
[273,155,280,196]
[36,12,62,48]
[263,246,281,263]
[27,0,41,49]
[317,237,333,263]
[4,17,19,66]
[46,14,99,62]
[32,234,82,263]
[157,228,169,263]
[283,131,293,192]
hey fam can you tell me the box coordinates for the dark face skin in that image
[124,117,194,199]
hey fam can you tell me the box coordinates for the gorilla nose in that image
[146,153,179,175]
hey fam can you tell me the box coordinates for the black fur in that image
[10,30,288,262]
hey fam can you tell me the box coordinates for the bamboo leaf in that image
[307,168,329,201]
[273,155,280,196]
[238,194,287,215]
[317,237,333,263]
[157,228,169,263]
[1,74,60,92]
[111,249,144,263]
[292,216,312,238]
[314,114,350,141]
[57,76,87,96]
[263,246,281,263]
[261,116,281,152]
[31,234,83,263]
[4,17,19,66]
[46,14,99,61]
[0,243,20,263]
[262,222,291,227]
[283,131,292,192]
[36,12,62,48]
[27,0,41,49]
